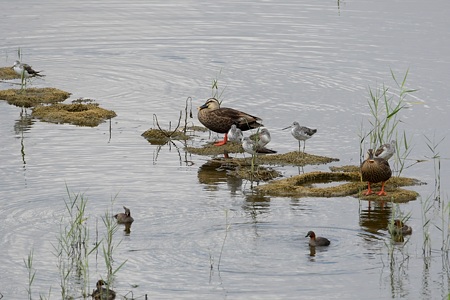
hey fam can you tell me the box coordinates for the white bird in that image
[227,124,243,142]
[242,137,276,155]
[375,140,396,160]
[250,128,271,148]
[12,60,44,78]
[282,121,317,152]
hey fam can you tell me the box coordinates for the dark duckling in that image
[361,149,392,196]
[197,98,263,146]
[389,219,412,236]
[305,231,330,247]
[92,280,116,300]
[114,206,134,224]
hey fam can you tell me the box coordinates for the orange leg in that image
[214,133,228,146]
[364,182,373,195]
[377,181,387,196]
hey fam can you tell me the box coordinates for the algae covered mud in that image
[143,124,420,202]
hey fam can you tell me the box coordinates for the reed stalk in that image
[24,249,36,300]
[359,69,416,177]
[217,210,230,271]
[53,186,98,299]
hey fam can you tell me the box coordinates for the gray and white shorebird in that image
[242,137,277,155]
[282,121,317,152]
[12,60,44,78]
[227,124,243,142]
[249,128,271,148]
[375,140,396,160]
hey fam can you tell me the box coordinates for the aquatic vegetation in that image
[359,69,417,177]
[32,102,116,126]
[0,87,71,107]
[23,249,36,300]
[54,187,94,299]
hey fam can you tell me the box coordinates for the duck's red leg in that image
[214,133,228,146]
[377,181,387,196]
[364,182,373,195]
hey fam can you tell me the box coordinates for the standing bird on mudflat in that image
[250,127,271,148]
[12,60,45,78]
[375,140,396,160]
[242,137,277,155]
[360,149,392,196]
[282,121,317,152]
[227,124,243,142]
[198,98,263,146]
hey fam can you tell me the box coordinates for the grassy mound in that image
[256,170,421,202]
[32,102,116,127]
[0,67,20,80]
[0,88,71,107]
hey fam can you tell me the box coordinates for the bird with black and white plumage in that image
[282,121,317,152]
[375,140,396,160]
[12,60,45,78]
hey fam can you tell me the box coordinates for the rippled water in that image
[1,0,450,299]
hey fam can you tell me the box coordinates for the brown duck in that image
[114,206,134,224]
[197,98,263,146]
[92,280,116,300]
[305,231,330,247]
[389,219,412,236]
[361,149,392,196]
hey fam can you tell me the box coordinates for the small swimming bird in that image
[227,124,243,142]
[92,280,116,300]
[197,98,263,146]
[242,137,277,155]
[305,231,330,247]
[282,121,317,152]
[250,128,271,148]
[388,219,412,236]
[360,149,392,196]
[114,206,134,224]
[12,60,44,78]
[375,140,396,160]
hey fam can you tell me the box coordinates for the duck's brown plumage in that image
[389,219,412,236]
[114,206,134,224]
[361,149,392,196]
[198,98,263,145]
[92,280,116,300]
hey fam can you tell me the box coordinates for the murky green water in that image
[1,0,449,299]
